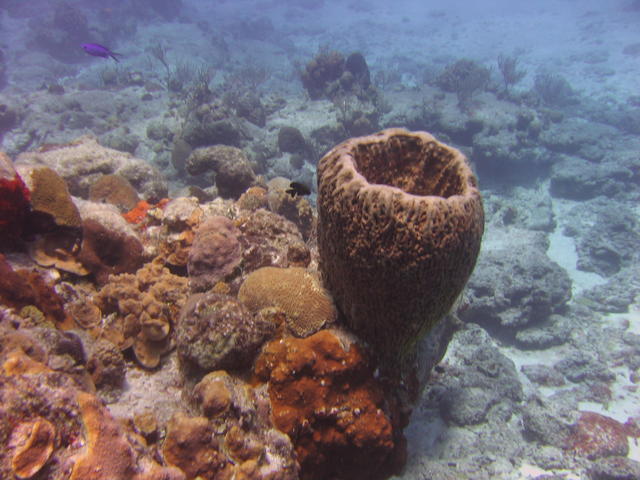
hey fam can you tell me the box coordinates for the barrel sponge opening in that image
[317,128,484,363]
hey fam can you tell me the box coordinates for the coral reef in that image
[278,126,308,154]
[185,145,257,199]
[88,174,140,212]
[180,101,243,148]
[176,291,275,372]
[460,245,572,337]
[235,208,311,278]
[94,261,189,369]
[317,128,484,367]
[254,330,405,480]
[238,267,336,337]
[0,103,18,136]
[187,215,242,292]
[164,370,298,479]
[16,136,167,202]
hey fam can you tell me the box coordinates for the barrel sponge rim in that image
[317,128,484,362]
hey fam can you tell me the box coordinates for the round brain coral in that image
[238,266,336,337]
[317,128,484,365]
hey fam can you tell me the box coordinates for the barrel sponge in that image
[317,128,484,362]
[238,266,336,337]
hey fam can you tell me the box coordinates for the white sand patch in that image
[107,353,185,426]
[514,464,581,480]
[547,198,606,296]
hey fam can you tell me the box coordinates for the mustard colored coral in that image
[238,266,336,337]
[27,166,82,228]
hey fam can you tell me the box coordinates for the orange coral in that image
[123,200,152,224]
[70,391,136,480]
[254,330,404,480]
[123,199,170,225]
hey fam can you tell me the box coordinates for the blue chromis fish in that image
[81,43,121,62]
[286,181,311,198]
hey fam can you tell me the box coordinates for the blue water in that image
[1,1,639,479]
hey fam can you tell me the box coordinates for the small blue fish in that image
[81,43,121,62]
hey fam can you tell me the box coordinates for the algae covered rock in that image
[16,135,167,201]
[185,145,256,199]
[176,292,276,372]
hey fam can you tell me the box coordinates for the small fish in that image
[81,43,121,62]
[285,181,311,198]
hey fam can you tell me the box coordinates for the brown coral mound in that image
[185,145,256,199]
[89,174,140,212]
[317,128,484,364]
[77,218,144,285]
[255,330,404,480]
[187,216,242,293]
[163,413,232,480]
[238,267,336,337]
[20,165,82,230]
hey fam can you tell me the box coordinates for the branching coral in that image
[436,59,490,110]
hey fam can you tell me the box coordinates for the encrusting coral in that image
[94,261,189,369]
[317,128,484,366]
[238,266,336,337]
[254,329,405,480]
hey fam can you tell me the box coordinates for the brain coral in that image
[317,128,484,365]
[238,266,336,337]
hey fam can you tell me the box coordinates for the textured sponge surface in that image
[317,128,484,362]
